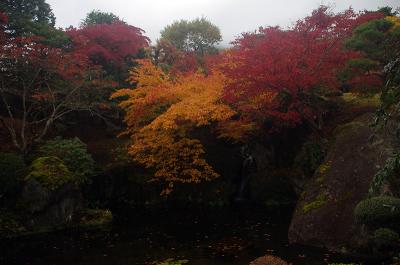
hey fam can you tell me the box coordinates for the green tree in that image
[39,137,95,181]
[377,6,398,16]
[346,15,400,123]
[80,10,121,27]
[0,0,68,47]
[0,0,54,35]
[160,17,222,55]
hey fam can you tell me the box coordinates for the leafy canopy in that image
[0,0,55,36]
[112,59,235,194]
[160,17,222,55]
[80,10,121,27]
[39,137,95,181]
[219,6,384,135]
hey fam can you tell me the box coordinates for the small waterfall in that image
[235,145,257,201]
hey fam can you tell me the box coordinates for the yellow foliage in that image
[112,59,236,194]
[386,16,400,29]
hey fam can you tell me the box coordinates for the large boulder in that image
[21,157,83,230]
[249,255,289,265]
[288,114,398,252]
[21,179,82,229]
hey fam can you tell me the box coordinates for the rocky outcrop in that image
[21,179,82,230]
[249,255,289,265]
[288,114,398,252]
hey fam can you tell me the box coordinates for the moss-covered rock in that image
[289,114,398,253]
[294,140,326,178]
[150,259,189,265]
[20,157,84,230]
[25,156,74,190]
[354,196,400,227]
[302,193,327,214]
[78,208,112,227]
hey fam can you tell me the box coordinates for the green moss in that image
[354,196,400,226]
[302,193,327,214]
[369,154,400,196]
[334,121,365,139]
[25,156,73,190]
[151,259,189,265]
[374,228,399,247]
[294,140,326,177]
[317,161,331,175]
[39,137,94,183]
[341,92,380,108]
[315,176,324,185]
[79,209,113,227]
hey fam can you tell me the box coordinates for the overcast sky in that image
[47,0,399,46]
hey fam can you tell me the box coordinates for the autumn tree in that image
[219,7,384,137]
[68,21,149,83]
[150,39,199,74]
[112,59,235,194]
[0,14,102,155]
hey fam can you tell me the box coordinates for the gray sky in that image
[47,0,399,46]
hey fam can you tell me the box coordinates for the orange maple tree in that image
[112,59,235,194]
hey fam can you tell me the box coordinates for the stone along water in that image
[0,206,367,265]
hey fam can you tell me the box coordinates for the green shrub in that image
[0,153,25,196]
[39,137,94,183]
[374,228,399,247]
[294,140,326,177]
[25,156,73,190]
[354,196,400,226]
[369,154,400,196]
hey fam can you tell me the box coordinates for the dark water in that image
[0,205,374,265]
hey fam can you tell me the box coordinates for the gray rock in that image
[288,113,398,253]
[21,180,82,230]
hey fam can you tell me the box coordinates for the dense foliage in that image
[80,10,121,27]
[111,7,393,191]
[0,7,149,154]
[39,137,95,181]
[220,7,384,134]
[112,60,234,194]
[25,156,73,190]
[345,14,400,124]
[354,196,400,226]
[369,153,400,196]
[160,17,222,56]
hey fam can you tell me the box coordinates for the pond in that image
[0,205,376,265]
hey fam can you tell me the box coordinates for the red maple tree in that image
[67,22,150,68]
[0,13,105,154]
[219,7,384,135]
